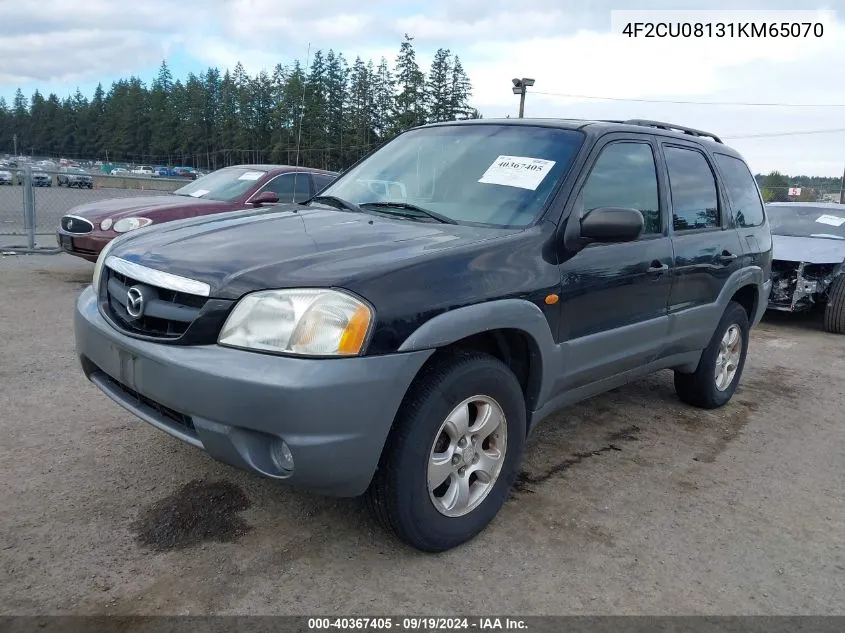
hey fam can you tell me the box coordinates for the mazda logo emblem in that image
[126,286,145,318]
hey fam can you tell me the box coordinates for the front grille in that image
[99,372,195,431]
[61,215,94,234]
[104,268,208,339]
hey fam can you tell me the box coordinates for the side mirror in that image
[249,191,280,206]
[580,207,644,243]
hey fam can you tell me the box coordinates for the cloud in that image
[2,1,844,175]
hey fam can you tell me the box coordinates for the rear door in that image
[658,140,744,354]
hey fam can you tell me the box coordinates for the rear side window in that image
[664,146,720,231]
[263,173,312,202]
[580,141,661,234]
[714,154,765,228]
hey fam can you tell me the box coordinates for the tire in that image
[674,301,749,409]
[366,350,527,552]
[823,275,845,334]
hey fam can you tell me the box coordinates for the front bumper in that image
[74,286,433,496]
[56,230,113,262]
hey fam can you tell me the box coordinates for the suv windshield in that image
[173,166,267,201]
[319,124,584,227]
[766,204,845,240]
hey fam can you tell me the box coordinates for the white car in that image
[131,165,154,176]
[110,168,130,176]
[0,169,13,185]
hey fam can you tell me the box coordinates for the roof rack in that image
[619,119,723,144]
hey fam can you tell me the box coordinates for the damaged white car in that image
[766,202,845,333]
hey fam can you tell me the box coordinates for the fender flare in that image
[397,299,558,407]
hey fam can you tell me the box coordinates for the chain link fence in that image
[0,167,185,239]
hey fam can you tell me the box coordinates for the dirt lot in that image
[0,253,843,616]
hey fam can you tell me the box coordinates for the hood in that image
[772,234,845,264]
[66,194,230,222]
[109,203,510,299]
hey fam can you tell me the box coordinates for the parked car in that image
[73,118,772,552]
[16,170,51,186]
[57,166,94,188]
[110,168,130,176]
[56,164,338,261]
[0,169,12,185]
[174,167,199,180]
[131,165,154,176]
[765,202,845,333]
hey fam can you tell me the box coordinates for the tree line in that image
[0,35,480,172]
[756,172,843,202]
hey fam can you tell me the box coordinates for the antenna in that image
[292,42,311,204]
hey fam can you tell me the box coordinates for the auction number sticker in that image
[478,155,555,191]
[238,171,264,181]
[189,189,210,198]
[815,214,845,227]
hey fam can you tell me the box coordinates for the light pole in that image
[512,78,535,118]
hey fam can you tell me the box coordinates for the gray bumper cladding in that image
[74,286,433,497]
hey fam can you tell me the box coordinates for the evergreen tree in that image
[393,34,427,132]
[371,57,395,141]
[426,48,452,123]
[449,56,472,120]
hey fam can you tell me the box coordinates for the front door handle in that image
[718,251,738,263]
[648,261,669,274]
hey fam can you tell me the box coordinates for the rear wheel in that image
[823,275,845,334]
[674,301,749,409]
[366,351,526,552]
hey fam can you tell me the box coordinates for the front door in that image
[556,135,674,392]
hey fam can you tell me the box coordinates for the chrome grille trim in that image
[105,256,211,297]
[61,214,94,234]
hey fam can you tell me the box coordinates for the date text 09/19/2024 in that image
[307,617,529,630]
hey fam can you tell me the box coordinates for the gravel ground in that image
[0,253,843,616]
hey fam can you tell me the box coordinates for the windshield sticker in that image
[238,171,263,181]
[478,155,556,190]
[189,189,210,198]
[815,214,845,227]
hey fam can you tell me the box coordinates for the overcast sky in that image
[1,0,844,177]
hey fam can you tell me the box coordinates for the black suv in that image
[73,118,773,552]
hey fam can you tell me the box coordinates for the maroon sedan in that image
[56,164,337,262]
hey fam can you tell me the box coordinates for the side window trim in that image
[658,141,724,234]
[574,135,665,241]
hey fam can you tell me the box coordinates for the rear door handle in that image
[718,251,738,263]
[648,261,669,274]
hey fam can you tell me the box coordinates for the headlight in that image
[113,217,153,233]
[100,218,113,231]
[218,289,373,356]
[92,233,125,293]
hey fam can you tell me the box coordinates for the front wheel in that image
[823,275,845,334]
[674,301,749,409]
[366,351,526,552]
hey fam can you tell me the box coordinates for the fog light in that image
[271,439,294,473]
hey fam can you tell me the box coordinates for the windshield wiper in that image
[308,195,362,213]
[358,201,457,225]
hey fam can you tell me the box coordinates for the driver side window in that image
[580,141,662,235]
[261,173,312,203]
